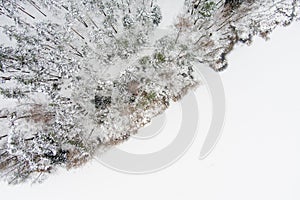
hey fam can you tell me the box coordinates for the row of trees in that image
[0,0,299,184]
[175,0,299,71]
[0,0,163,184]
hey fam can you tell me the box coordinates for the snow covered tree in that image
[0,0,299,184]
[180,0,299,71]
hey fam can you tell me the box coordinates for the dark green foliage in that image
[94,95,112,109]
[0,61,3,72]
[139,56,151,65]
[154,52,166,63]
[123,14,134,28]
[0,88,27,98]
[145,91,156,101]
[151,5,162,26]
[225,0,244,8]
[192,0,216,17]
[199,1,216,17]
[44,149,68,165]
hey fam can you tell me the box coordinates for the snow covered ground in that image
[1,0,300,199]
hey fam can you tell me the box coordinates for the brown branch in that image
[110,24,118,34]
[174,30,181,44]
[0,151,8,158]
[194,34,206,45]
[0,156,17,169]
[69,45,84,57]
[101,10,118,34]
[77,17,88,28]
[71,28,85,40]
[0,76,12,81]
[61,5,68,11]
[0,135,8,140]
[18,7,35,19]
[27,0,47,17]
[87,15,98,28]
[0,162,23,179]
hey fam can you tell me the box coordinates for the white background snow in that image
[1,0,300,199]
